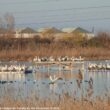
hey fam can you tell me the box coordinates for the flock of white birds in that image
[0,64,26,72]
[33,56,84,62]
[88,63,110,70]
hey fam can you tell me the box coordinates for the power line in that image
[14,9,110,20]
[7,5,110,14]
[0,0,54,5]
[16,17,110,26]
[1,5,109,21]
[0,0,65,4]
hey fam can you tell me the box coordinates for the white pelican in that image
[49,75,63,84]
[49,56,55,62]
[49,75,63,93]
[106,63,110,70]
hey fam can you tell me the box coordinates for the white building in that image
[15,27,38,38]
[62,27,95,39]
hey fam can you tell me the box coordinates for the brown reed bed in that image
[0,46,110,61]
[0,32,110,61]
[0,96,110,110]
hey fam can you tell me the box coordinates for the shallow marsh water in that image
[0,61,110,101]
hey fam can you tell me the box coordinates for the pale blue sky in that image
[0,0,110,32]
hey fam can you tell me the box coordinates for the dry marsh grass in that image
[0,32,110,61]
[0,46,110,61]
[0,96,110,110]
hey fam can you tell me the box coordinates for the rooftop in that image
[20,27,37,33]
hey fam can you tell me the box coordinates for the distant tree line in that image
[0,32,109,51]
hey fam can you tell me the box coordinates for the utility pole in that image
[92,27,94,33]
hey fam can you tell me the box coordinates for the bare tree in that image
[0,17,4,28]
[0,17,6,38]
[4,13,15,38]
[4,13,15,30]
